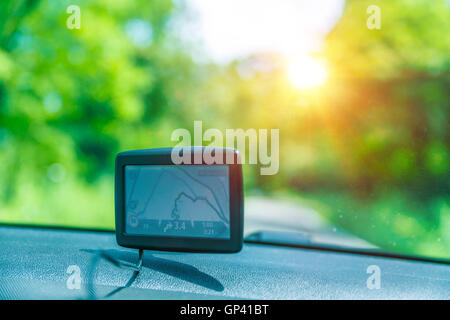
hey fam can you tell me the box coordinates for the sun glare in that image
[287,55,328,90]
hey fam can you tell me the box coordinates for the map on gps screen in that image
[124,165,230,239]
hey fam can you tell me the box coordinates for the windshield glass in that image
[0,0,448,261]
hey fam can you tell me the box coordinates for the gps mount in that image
[86,147,243,299]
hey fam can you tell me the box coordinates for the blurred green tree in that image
[0,0,199,226]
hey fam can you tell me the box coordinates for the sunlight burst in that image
[287,55,328,90]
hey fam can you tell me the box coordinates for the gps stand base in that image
[96,248,143,271]
[87,248,144,299]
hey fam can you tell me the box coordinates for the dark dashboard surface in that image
[0,225,448,299]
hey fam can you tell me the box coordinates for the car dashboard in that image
[0,225,448,299]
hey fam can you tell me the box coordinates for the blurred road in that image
[245,197,376,249]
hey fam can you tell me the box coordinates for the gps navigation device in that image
[115,147,244,252]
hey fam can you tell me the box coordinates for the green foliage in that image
[0,0,198,227]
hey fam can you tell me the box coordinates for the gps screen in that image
[124,165,230,239]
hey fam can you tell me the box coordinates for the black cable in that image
[86,249,143,300]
